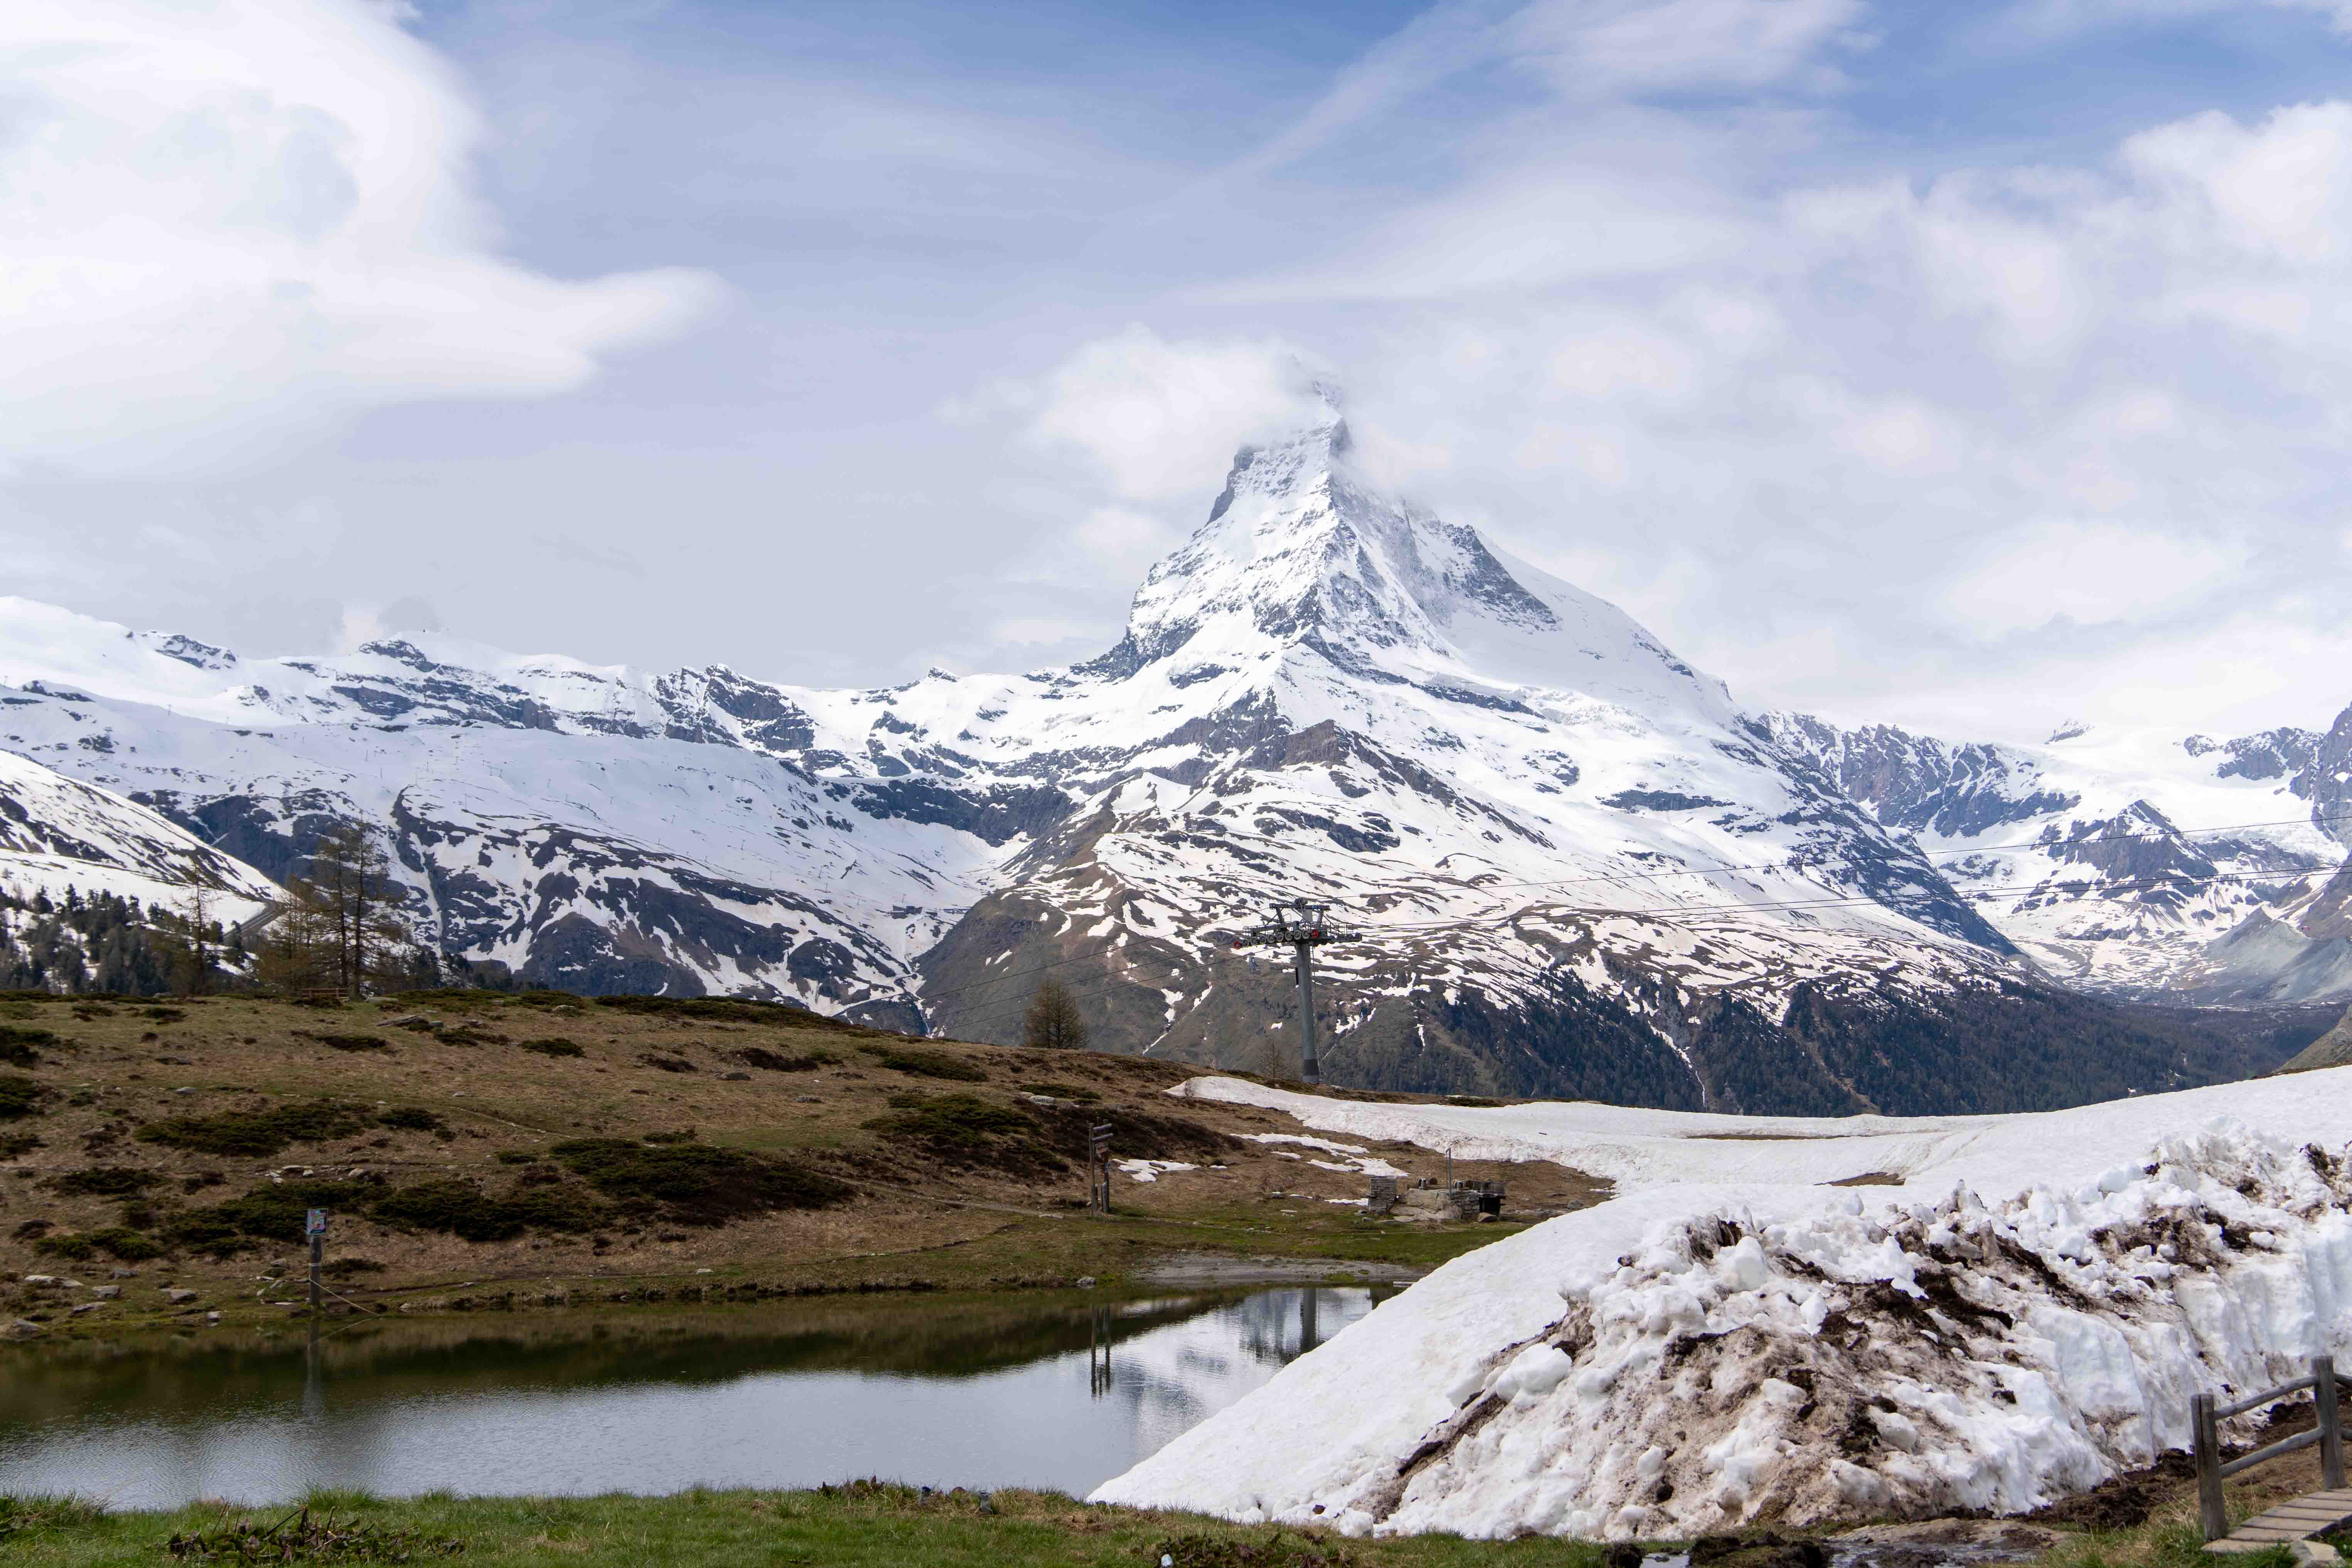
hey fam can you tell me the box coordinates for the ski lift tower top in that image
[1231,900,1344,1085]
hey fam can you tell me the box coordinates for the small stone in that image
[163,1287,199,1304]
[173,1087,197,1096]
[91,1286,120,1300]
[1076,1276,1097,1289]
[719,1071,750,1081]
[70,1302,103,1316]
[6,1319,43,1339]
[109,1268,139,1279]
[21,1274,57,1287]
[204,1311,222,1325]
[793,1095,822,1104]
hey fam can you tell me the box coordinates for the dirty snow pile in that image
[1095,1068,2352,1538]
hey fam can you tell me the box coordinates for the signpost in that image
[1089,1124,1113,1214]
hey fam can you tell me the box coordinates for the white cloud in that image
[1511,0,1871,97]
[1016,327,1332,502]
[1072,506,1179,574]
[0,0,719,475]
[1939,523,2249,637]
[1200,82,2352,737]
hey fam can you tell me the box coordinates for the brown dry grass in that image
[0,992,1611,1338]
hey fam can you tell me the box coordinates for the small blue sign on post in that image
[306,1209,328,1238]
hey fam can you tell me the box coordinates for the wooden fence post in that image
[2195,1391,2229,1542]
[2318,1356,2346,1491]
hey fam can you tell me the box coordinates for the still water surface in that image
[0,1288,1379,1507]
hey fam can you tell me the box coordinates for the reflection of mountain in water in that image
[1094,1290,1378,1463]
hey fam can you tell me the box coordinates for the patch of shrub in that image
[322,1257,385,1278]
[34,1227,161,1261]
[731,1047,834,1072]
[547,1137,850,1225]
[1018,1082,1099,1102]
[636,1053,697,1073]
[862,1094,1066,1177]
[72,1004,116,1019]
[165,1508,463,1563]
[374,1106,445,1134]
[642,1129,696,1144]
[493,1150,540,1165]
[434,1024,508,1046]
[165,1180,378,1256]
[370,1180,524,1242]
[385,989,504,1010]
[0,1075,47,1120]
[1029,1102,1241,1164]
[510,990,582,1008]
[370,1177,612,1241]
[593,994,867,1032]
[0,1132,42,1158]
[12,1218,53,1239]
[48,1165,163,1197]
[291,997,345,1010]
[144,1008,185,1022]
[492,1183,611,1233]
[859,1044,986,1083]
[517,1036,583,1058]
[0,1024,57,1066]
[138,1100,375,1157]
[293,1031,390,1053]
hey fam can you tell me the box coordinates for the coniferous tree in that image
[1022,977,1089,1051]
[257,824,412,996]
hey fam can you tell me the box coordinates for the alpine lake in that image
[0,1287,1389,1507]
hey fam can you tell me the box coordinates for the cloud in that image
[1510,0,1872,97]
[1014,327,1333,503]
[1152,70,2352,739]
[1939,523,2249,637]
[0,0,720,476]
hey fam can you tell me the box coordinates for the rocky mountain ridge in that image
[0,412,2342,1109]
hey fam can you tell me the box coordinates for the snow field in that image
[1097,1069,2352,1539]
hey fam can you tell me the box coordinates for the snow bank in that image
[1096,1069,2352,1538]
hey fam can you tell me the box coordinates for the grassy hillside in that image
[0,990,1605,1339]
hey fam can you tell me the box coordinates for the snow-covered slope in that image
[1767,711,2352,1001]
[1096,1071,2352,1537]
[0,746,276,921]
[0,400,2341,1103]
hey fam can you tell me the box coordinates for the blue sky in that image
[6,0,2352,741]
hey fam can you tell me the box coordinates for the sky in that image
[5,0,2352,746]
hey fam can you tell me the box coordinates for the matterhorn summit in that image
[0,409,2344,1111]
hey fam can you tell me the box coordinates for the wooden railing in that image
[2193,1357,2347,1541]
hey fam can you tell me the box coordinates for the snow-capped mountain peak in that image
[1089,413,1731,729]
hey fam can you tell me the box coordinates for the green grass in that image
[0,1486,1610,1567]
[2033,1517,2293,1568]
